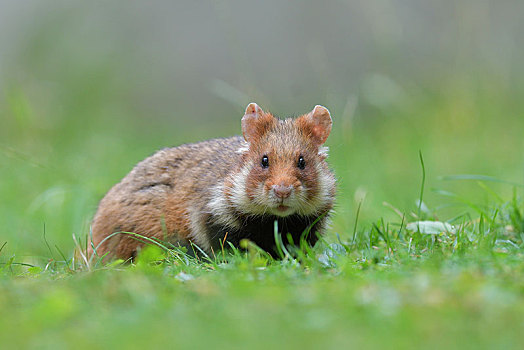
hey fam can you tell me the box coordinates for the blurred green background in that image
[1,0,523,259]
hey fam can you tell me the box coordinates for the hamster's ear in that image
[296,105,332,146]
[241,103,275,143]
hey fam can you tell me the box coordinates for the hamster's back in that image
[90,136,245,259]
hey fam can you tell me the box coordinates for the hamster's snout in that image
[272,184,293,199]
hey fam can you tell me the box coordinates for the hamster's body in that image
[90,103,336,260]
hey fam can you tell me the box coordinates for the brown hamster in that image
[89,103,336,260]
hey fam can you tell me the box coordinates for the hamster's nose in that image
[272,184,293,199]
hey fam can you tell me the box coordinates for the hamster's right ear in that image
[241,103,275,143]
[296,105,332,146]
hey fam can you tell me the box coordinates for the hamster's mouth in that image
[271,204,295,217]
[276,205,290,212]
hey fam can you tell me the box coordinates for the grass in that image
[1,58,524,348]
[1,206,523,349]
[1,160,523,349]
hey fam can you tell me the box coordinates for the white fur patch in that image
[228,162,264,215]
[294,162,335,216]
[236,141,249,154]
[249,182,275,216]
[207,183,241,229]
[187,208,212,252]
[318,146,329,157]
[208,161,271,228]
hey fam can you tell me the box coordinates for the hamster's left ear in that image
[296,105,332,146]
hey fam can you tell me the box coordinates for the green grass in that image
[2,156,524,350]
[2,68,524,349]
[1,200,523,349]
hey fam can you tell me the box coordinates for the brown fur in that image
[90,104,336,260]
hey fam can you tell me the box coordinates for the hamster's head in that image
[228,103,336,218]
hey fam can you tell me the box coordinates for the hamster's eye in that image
[261,155,269,168]
[297,155,306,170]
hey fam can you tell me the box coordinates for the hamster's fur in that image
[90,103,336,259]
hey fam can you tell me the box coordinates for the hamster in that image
[89,103,336,260]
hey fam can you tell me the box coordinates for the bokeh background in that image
[1,0,523,258]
